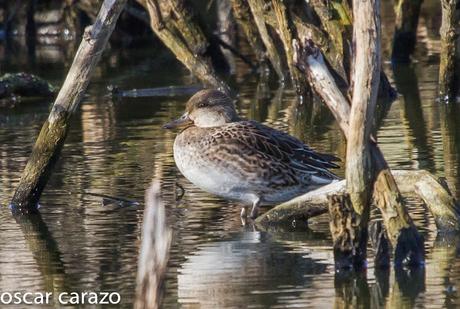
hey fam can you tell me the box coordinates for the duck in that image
[164,89,339,219]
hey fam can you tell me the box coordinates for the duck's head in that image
[163,89,238,129]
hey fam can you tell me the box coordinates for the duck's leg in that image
[250,198,260,219]
[240,205,248,218]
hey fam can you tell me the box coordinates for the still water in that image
[1,8,460,309]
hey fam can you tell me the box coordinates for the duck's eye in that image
[198,102,208,108]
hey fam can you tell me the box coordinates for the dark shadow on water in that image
[14,213,68,294]
[392,63,436,173]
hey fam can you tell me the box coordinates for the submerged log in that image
[329,194,367,269]
[134,182,171,309]
[438,0,458,100]
[0,73,56,99]
[109,85,203,98]
[10,0,127,214]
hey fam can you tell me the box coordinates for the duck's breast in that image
[173,130,247,200]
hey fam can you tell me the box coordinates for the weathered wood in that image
[10,0,127,214]
[230,0,267,64]
[293,40,350,133]
[142,0,231,95]
[164,0,208,56]
[255,180,345,225]
[413,173,460,232]
[248,0,285,80]
[439,0,458,100]
[134,182,171,309]
[369,221,391,268]
[257,170,457,227]
[272,0,307,94]
[391,0,423,63]
[329,194,367,269]
[308,0,350,79]
[294,40,424,266]
[347,0,381,215]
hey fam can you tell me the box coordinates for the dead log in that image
[0,73,56,99]
[109,85,203,98]
[134,182,171,309]
[414,174,460,233]
[10,0,127,214]
[439,0,458,99]
[328,194,367,269]
[293,39,424,266]
[258,169,459,234]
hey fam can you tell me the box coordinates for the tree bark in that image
[347,0,381,216]
[272,0,308,95]
[141,0,231,95]
[248,0,285,80]
[10,0,128,214]
[439,0,458,99]
[329,194,368,269]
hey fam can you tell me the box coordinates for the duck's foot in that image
[249,199,260,219]
[240,205,248,218]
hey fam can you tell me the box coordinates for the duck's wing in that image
[221,121,340,182]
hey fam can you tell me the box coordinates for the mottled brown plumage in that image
[164,89,339,219]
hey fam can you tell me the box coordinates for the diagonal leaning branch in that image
[10,0,128,215]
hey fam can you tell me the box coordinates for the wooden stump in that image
[328,194,367,269]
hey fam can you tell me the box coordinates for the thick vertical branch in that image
[347,0,381,215]
[248,0,286,80]
[439,0,458,99]
[391,0,423,63]
[10,0,127,214]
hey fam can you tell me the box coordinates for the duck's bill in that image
[163,113,193,129]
